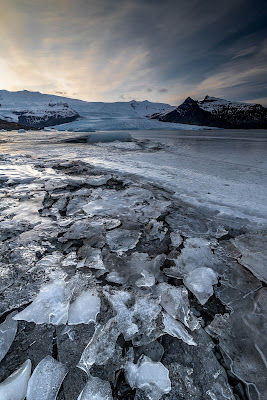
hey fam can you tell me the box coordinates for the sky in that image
[0,0,266,105]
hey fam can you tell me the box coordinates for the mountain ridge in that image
[150,95,267,129]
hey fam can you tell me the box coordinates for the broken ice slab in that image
[155,283,200,331]
[106,229,141,254]
[145,220,167,242]
[170,231,183,248]
[127,252,166,288]
[184,267,218,305]
[68,290,100,325]
[78,317,121,373]
[3,193,46,224]
[125,355,171,400]
[162,312,197,346]
[13,280,71,325]
[0,164,42,184]
[0,311,18,363]
[106,290,162,343]
[77,246,105,270]
[165,209,228,238]
[60,220,105,242]
[0,359,31,400]
[26,355,68,400]
[231,232,267,283]
[86,174,112,187]
[206,288,267,400]
[174,237,217,276]
[77,374,113,400]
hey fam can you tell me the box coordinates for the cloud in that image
[0,0,266,104]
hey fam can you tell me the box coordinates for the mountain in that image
[0,90,173,130]
[150,95,267,129]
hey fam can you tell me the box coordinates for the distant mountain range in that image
[150,96,267,129]
[0,90,171,130]
[0,90,266,130]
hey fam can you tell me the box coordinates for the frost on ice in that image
[26,356,68,400]
[0,311,18,363]
[13,281,71,325]
[77,374,113,400]
[125,355,171,400]
[68,290,100,325]
[0,359,31,400]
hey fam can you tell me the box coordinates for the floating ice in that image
[0,359,31,400]
[156,283,199,331]
[184,267,218,305]
[125,355,171,400]
[106,229,141,254]
[0,311,18,363]
[77,374,113,400]
[68,290,100,325]
[78,317,121,373]
[87,131,132,143]
[26,355,68,400]
[13,280,71,325]
[162,312,197,346]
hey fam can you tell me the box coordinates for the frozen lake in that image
[1,128,266,225]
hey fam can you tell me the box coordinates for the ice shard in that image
[26,355,68,400]
[184,267,218,305]
[162,312,197,346]
[0,359,31,400]
[77,374,113,400]
[78,317,120,373]
[13,280,71,325]
[68,290,100,325]
[0,311,18,363]
[125,355,171,400]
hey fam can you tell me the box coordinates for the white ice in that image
[0,311,18,363]
[13,280,71,325]
[77,374,113,400]
[125,355,171,400]
[184,267,218,305]
[0,359,31,400]
[68,290,100,325]
[26,356,68,400]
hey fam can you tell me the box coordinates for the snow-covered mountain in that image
[0,90,176,130]
[151,95,267,129]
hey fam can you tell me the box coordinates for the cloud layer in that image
[0,0,266,105]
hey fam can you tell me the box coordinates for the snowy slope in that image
[0,90,207,131]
